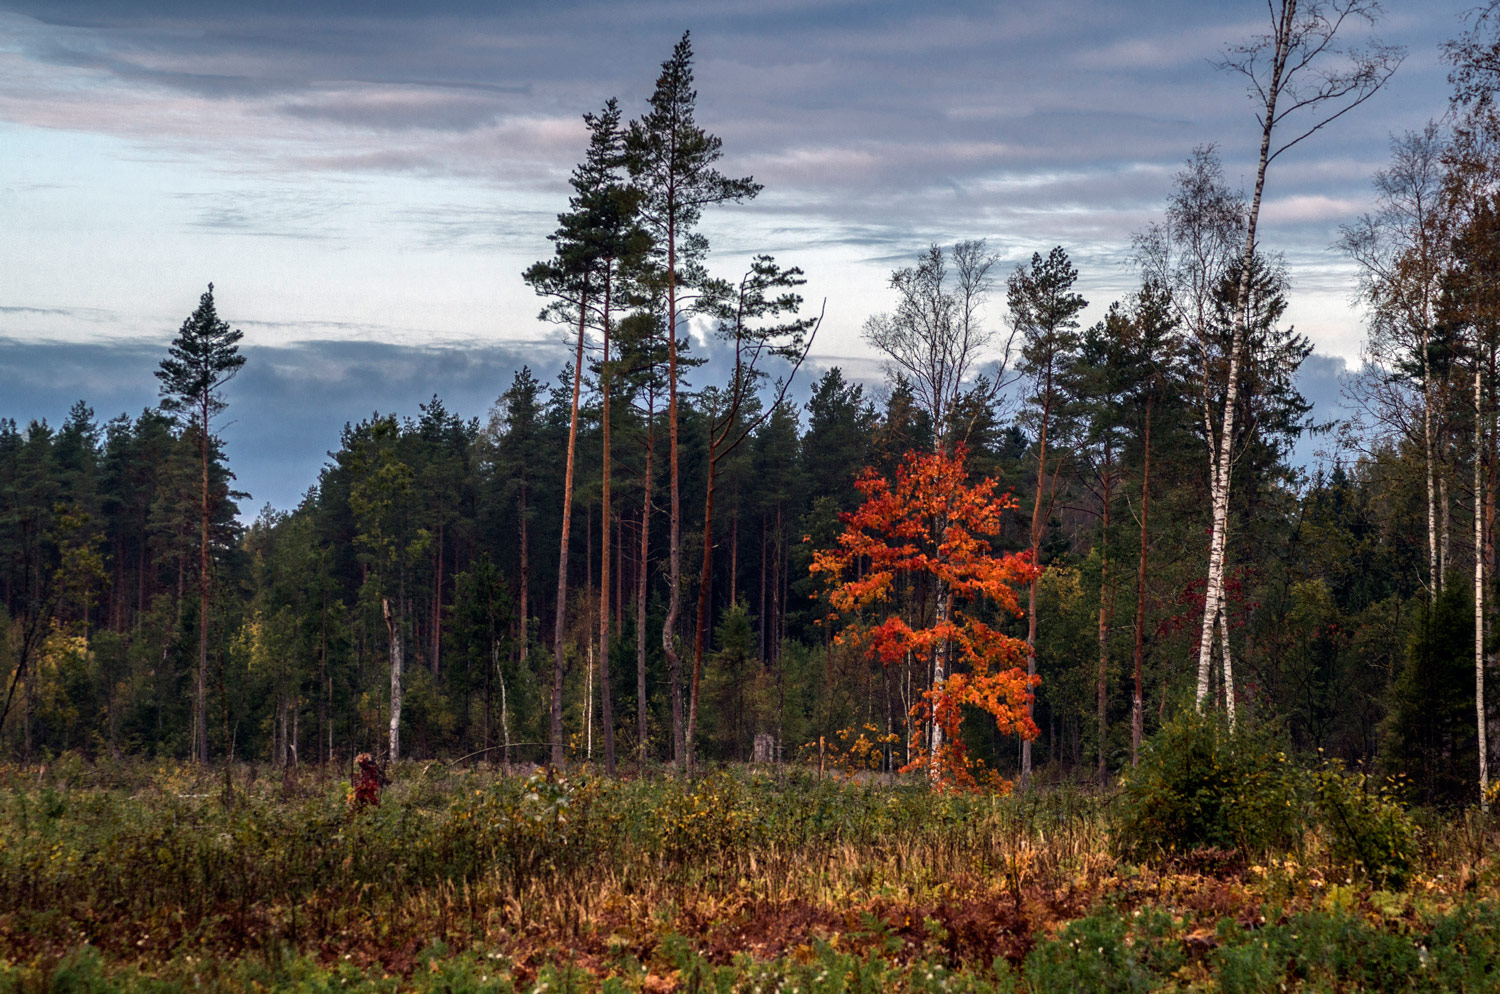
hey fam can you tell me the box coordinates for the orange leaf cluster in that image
[809,447,1041,790]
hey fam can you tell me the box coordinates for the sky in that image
[0,0,1476,512]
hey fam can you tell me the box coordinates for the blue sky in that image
[0,0,1472,510]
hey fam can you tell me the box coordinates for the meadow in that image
[2,742,1500,993]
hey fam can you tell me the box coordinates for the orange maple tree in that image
[810,446,1040,790]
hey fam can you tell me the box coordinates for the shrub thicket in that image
[1114,710,1420,884]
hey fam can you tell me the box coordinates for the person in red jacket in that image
[352,752,389,810]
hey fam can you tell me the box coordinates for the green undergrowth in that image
[4,902,1500,993]
[3,757,1500,992]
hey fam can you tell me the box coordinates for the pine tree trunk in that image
[638,420,654,766]
[1426,327,1439,597]
[1096,460,1111,788]
[687,440,719,772]
[1443,471,1453,583]
[433,527,443,675]
[663,211,686,772]
[759,517,768,661]
[1022,383,1051,791]
[1132,397,1152,766]
[551,296,588,767]
[599,277,616,775]
[197,410,210,765]
[730,510,738,606]
[519,482,529,665]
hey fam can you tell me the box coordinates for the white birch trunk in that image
[495,644,511,772]
[384,597,402,762]
[1426,334,1439,598]
[1197,8,1291,708]
[929,588,948,785]
[1218,607,1236,727]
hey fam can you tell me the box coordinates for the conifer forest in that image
[11,3,1500,991]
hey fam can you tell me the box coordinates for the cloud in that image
[0,0,1472,381]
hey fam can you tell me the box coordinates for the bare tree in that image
[1195,0,1401,714]
[1340,123,1452,599]
[862,240,1013,453]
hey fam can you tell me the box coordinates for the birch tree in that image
[862,240,1010,452]
[1195,0,1400,713]
[1339,124,1452,599]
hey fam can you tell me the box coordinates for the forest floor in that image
[1,759,1498,992]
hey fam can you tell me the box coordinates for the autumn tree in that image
[811,447,1039,790]
[155,283,244,764]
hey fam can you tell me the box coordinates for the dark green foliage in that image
[1382,584,1479,806]
[154,285,245,429]
[1113,709,1302,861]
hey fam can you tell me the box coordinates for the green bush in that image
[1022,913,1155,994]
[1113,709,1302,862]
[1312,762,1419,887]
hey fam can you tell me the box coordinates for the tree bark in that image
[1197,0,1289,708]
[1131,397,1152,767]
[1426,324,1440,597]
[1478,362,1489,811]
[1096,456,1112,788]
[663,209,686,771]
[197,405,210,764]
[687,451,717,772]
[1022,373,1053,790]
[638,414,654,766]
[519,482,529,665]
[384,597,402,761]
[599,276,616,775]
[551,296,588,767]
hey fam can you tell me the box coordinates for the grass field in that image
[2,758,1498,992]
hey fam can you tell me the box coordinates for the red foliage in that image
[810,446,1040,790]
[352,754,388,810]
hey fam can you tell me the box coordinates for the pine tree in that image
[627,32,761,768]
[155,284,244,764]
[1009,247,1087,789]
